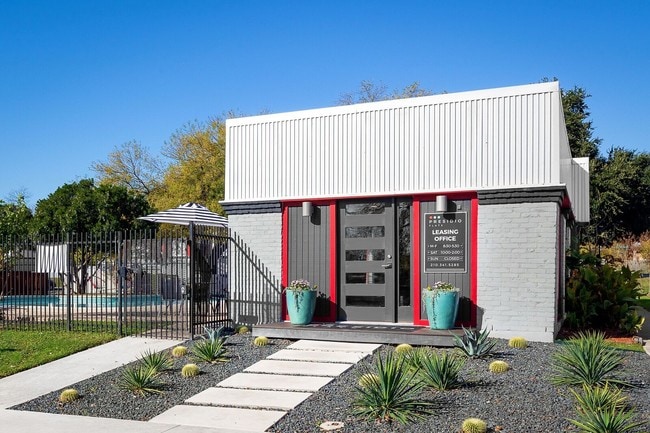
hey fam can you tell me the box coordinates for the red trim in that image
[281,192,479,327]
[412,199,424,325]
[327,202,338,321]
[281,204,289,321]
[412,192,479,328]
[282,200,337,322]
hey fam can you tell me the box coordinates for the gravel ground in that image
[11,336,650,433]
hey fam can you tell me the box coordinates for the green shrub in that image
[118,365,165,395]
[139,349,173,373]
[417,350,465,391]
[191,338,229,364]
[569,384,646,433]
[565,250,645,334]
[453,326,496,358]
[352,352,434,424]
[59,388,80,403]
[551,331,630,388]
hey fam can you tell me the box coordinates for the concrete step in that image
[149,405,285,432]
[267,348,368,363]
[217,372,333,392]
[287,339,381,353]
[186,387,312,411]
[244,359,353,377]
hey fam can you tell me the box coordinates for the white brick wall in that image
[228,213,283,324]
[477,202,559,342]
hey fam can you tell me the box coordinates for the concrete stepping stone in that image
[287,339,380,353]
[244,359,352,376]
[268,348,368,363]
[218,372,333,392]
[186,387,312,410]
[150,405,285,432]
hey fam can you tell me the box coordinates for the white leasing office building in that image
[222,82,590,342]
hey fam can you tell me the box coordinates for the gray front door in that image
[339,199,395,322]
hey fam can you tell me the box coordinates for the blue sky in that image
[1,1,649,207]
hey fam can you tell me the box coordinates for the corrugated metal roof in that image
[225,82,589,222]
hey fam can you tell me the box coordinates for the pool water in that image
[0,295,163,308]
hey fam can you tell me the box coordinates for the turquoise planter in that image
[286,289,317,325]
[423,290,459,330]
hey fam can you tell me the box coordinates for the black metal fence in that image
[0,225,282,339]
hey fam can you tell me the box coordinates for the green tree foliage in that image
[31,179,154,234]
[91,140,165,196]
[150,118,226,215]
[0,195,33,239]
[561,86,601,159]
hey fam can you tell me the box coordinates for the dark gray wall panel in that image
[287,205,331,317]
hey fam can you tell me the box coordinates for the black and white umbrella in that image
[138,202,228,227]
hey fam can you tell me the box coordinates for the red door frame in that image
[281,193,478,327]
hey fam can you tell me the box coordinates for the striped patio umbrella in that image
[138,202,228,227]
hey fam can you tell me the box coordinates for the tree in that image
[338,80,433,105]
[149,118,226,215]
[561,86,601,159]
[91,140,165,196]
[0,195,33,239]
[31,179,154,235]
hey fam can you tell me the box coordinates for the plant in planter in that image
[422,281,460,330]
[285,279,318,325]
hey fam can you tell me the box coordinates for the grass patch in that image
[605,341,646,353]
[0,330,117,378]
[637,295,650,312]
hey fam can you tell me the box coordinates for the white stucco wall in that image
[477,202,560,342]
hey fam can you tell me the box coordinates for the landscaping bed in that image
[11,336,650,432]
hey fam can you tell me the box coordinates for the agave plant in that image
[551,331,631,388]
[417,350,465,391]
[569,384,645,433]
[118,365,165,396]
[352,351,434,424]
[191,337,229,364]
[453,326,496,358]
[139,349,173,374]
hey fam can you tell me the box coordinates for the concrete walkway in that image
[0,336,379,433]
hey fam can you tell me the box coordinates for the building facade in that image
[222,82,589,342]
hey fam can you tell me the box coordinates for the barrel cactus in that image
[59,388,80,403]
[508,336,528,349]
[358,372,379,388]
[462,418,487,433]
[181,363,200,377]
[489,360,510,373]
[394,343,413,354]
[172,346,188,357]
[237,325,250,334]
[254,336,269,346]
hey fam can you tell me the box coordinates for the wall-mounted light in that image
[302,201,313,217]
[435,195,448,212]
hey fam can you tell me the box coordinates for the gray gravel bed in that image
[269,340,650,433]
[10,337,650,433]
[11,334,292,421]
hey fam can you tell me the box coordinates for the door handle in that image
[381,263,392,269]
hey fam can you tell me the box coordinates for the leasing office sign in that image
[423,212,467,273]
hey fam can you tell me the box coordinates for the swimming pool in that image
[0,294,163,308]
